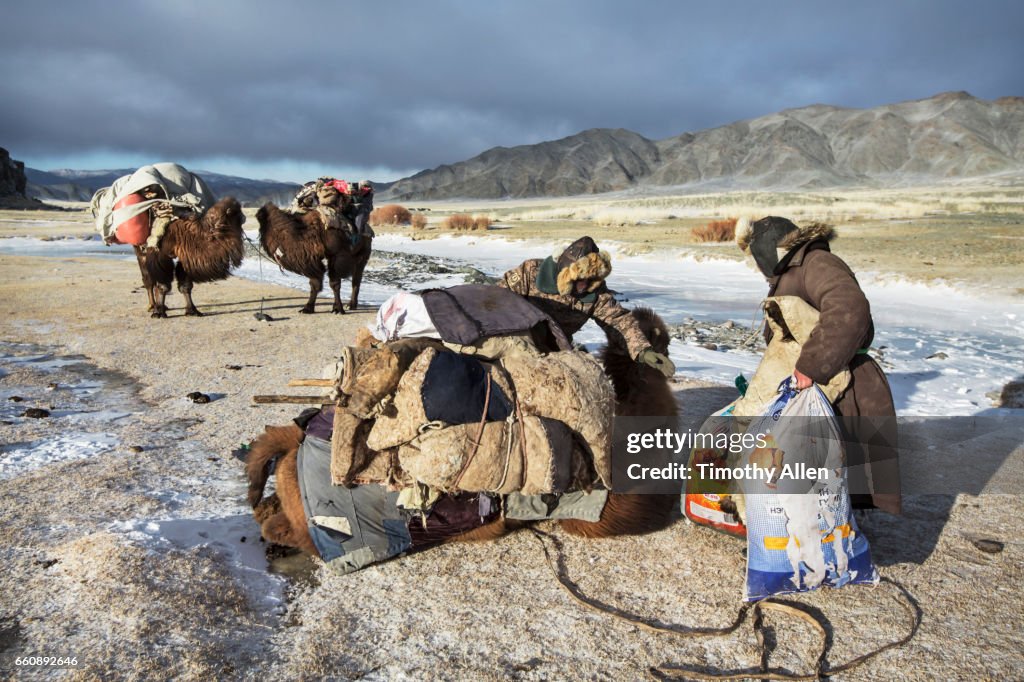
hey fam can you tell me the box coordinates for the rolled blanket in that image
[498,350,615,487]
[398,416,579,495]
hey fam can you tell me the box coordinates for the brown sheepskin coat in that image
[767,223,901,514]
[498,257,651,359]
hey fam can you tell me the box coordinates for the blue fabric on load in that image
[421,350,511,424]
[296,434,412,572]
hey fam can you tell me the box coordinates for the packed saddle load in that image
[291,176,375,238]
[274,284,619,573]
[327,284,615,496]
[91,163,216,247]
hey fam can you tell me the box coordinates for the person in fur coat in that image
[736,216,900,514]
[498,236,674,377]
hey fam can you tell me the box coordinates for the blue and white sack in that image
[741,379,879,601]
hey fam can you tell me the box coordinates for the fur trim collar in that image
[778,222,836,250]
[556,251,612,296]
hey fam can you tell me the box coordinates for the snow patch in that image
[0,432,120,480]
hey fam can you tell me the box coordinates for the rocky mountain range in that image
[383,92,1024,200]
[23,167,301,206]
[9,92,1022,207]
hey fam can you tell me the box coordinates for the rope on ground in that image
[242,231,270,319]
[527,527,920,681]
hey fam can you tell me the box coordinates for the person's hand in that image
[639,349,675,378]
[793,369,813,390]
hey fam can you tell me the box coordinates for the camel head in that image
[204,197,245,233]
[631,306,670,355]
[604,306,670,362]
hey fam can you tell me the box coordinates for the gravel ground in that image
[0,251,1021,681]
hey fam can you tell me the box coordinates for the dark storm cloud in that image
[1,0,1022,180]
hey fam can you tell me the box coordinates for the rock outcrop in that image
[0,148,50,209]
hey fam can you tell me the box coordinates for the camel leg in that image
[151,281,171,318]
[327,258,346,315]
[348,241,371,311]
[146,252,175,319]
[176,262,202,316]
[300,274,323,314]
[134,246,156,312]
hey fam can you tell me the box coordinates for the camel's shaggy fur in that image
[561,307,678,538]
[246,423,319,556]
[256,203,372,314]
[246,307,678,559]
[137,197,246,318]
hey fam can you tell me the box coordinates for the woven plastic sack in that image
[742,379,879,601]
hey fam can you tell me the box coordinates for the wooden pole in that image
[252,395,329,405]
[287,379,335,387]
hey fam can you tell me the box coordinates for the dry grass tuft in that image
[691,218,737,242]
[410,213,428,230]
[441,213,491,231]
[441,214,473,231]
[370,204,412,227]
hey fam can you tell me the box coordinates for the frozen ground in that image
[0,231,1022,680]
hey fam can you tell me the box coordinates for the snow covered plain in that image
[243,232,1023,418]
[2,231,1021,417]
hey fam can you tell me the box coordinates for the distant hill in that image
[383,92,1024,200]
[24,167,303,206]
[385,128,660,200]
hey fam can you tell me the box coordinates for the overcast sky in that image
[2,0,1022,183]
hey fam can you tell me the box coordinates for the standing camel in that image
[256,202,372,314]
[138,197,246,318]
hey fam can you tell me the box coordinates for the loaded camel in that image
[244,306,678,557]
[138,197,246,318]
[256,189,372,314]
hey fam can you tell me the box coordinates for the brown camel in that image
[245,307,679,559]
[256,202,372,314]
[136,197,246,318]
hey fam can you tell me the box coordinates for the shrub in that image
[472,215,492,230]
[369,204,412,226]
[691,218,736,243]
[410,213,428,230]
[441,213,475,231]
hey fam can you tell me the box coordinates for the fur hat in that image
[736,216,836,251]
[736,216,835,278]
[555,236,612,295]
[734,216,754,251]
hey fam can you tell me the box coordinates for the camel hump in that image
[217,196,241,211]
[256,202,277,225]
